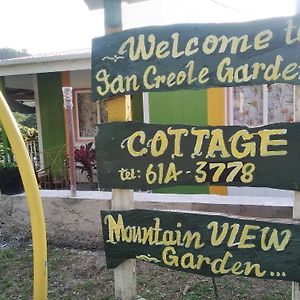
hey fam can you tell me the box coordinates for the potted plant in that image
[73,142,97,190]
[0,161,24,195]
[0,127,24,195]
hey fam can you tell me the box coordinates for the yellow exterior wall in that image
[107,96,127,122]
[208,88,227,196]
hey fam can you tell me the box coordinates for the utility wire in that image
[209,0,251,13]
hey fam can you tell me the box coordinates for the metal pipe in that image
[62,87,77,197]
[0,91,48,299]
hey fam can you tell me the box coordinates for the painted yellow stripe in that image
[208,88,227,196]
[107,96,127,122]
[0,91,48,299]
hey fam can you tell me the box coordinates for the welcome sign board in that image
[95,121,300,190]
[92,14,300,101]
[101,209,300,282]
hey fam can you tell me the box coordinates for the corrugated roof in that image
[0,49,92,76]
[0,49,91,67]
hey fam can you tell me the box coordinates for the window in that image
[227,83,294,198]
[229,83,294,127]
[74,89,97,141]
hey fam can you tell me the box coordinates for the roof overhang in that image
[0,50,91,76]
[84,0,147,10]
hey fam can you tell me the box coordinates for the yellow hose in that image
[0,91,48,299]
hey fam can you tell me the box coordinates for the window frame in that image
[73,88,96,143]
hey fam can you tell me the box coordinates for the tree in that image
[0,48,30,60]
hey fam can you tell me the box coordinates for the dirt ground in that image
[0,244,291,300]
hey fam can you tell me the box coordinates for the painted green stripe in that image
[38,73,66,176]
[149,90,208,194]
[132,93,144,122]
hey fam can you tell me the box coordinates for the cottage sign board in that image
[101,209,300,282]
[95,121,300,191]
[92,14,300,101]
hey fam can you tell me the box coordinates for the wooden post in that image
[62,87,77,197]
[292,84,300,299]
[293,4,300,299]
[103,0,137,299]
[112,189,136,300]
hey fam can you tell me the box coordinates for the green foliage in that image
[13,112,37,129]
[0,115,37,167]
[18,124,38,142]
[0,48,30,59]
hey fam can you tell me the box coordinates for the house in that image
[0,49,295,199]
[0,49,145,187]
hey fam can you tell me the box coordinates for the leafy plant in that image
[74,142,96,188]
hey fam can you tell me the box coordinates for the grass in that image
[0,245,292,299]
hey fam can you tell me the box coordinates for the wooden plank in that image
[92,15,300,101]
[101,209,300,282]
[96,121,300,191]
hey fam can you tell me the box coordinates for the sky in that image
[0,0,297,55]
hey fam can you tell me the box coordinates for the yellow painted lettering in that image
[206,129,230,158]
[229,130,256,159]
[181,253,197,269]
[191,129,210,158]
[284,19,299,45]
[261,227,291,251]
[207,221,228,246]
[103,214,124,244]
[198,67,209,84]
[244,262,266,277]
[254,29,273,50]
[166,72,176,87]
[202,35,219,54]
[238,224,260,249]
[218,35,252,54]
[264,55,283,81]
[185,37,199,56]
[182,231,204,249]
[171,32,184,58]
[156,40,170,59]
[118,34,156,61]
[167,127,188,159]
[251,62,266,80]
[231,262,244,275]
[125,131,148,157]
[96,69,110,96]
[110,75,125,94]
[282,63,298,80]
[162,246,179,267]
[217,57,233,83]
[258,129,287,157]
[143,65,156,89]
[151,130,168,157]
[211,251,233,274]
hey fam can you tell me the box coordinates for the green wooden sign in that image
[92,14,300,101]
[101,209,300,282]
[95,121,300,190]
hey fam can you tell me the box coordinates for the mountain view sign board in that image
[101,209,300,282]
[92,14,300,101]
